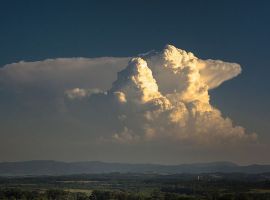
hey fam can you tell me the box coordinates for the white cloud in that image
[0,57,130,113]
[0,57,130,92]
[67,45,256,144]
[199,59,241,89]
[0,45,259,163]
[65,88,104,99]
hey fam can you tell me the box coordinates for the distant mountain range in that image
[0,160,269,176]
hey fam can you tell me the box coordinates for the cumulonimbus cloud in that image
[66,45,257,145]
[0,44,261,163]
[0,45,257,145]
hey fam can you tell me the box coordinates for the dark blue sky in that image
[1,1,269,63]
[0,0,269,162]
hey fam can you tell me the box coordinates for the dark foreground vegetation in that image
[0,173,270,200]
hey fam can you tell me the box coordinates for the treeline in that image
[90,190,197,200]
[0,188,197,200]
[90,190,270,200]
[0,188,89,200]
[0,188,270,200]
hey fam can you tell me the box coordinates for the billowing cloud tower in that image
[67,45,256,145]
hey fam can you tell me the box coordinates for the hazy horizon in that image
[1,159,269,167]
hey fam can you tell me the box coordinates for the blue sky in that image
[0,0,269,163]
